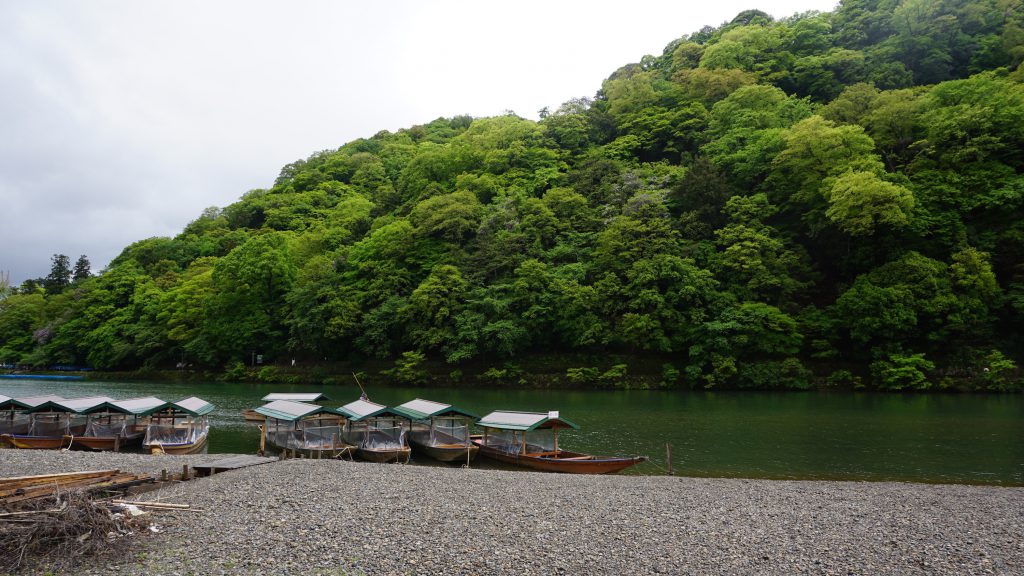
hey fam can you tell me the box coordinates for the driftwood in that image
[0,491,150,573]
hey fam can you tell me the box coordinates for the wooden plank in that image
[192,455,277,472]
[0,469,120,485]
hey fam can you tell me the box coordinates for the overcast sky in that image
[0,0,837,285]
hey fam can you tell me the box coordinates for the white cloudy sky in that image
[0,0,837,284]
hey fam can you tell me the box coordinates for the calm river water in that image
[2,377,1021,485]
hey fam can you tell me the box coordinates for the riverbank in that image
[3,451,1021,575]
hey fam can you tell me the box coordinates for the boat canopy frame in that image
[392,398,479,422]
[25,396,114,414]
[476,410,579,432]
[260,392,330,403]
[255,400,341,422]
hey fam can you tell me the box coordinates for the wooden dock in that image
[192,455,278,477]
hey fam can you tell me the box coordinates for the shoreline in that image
[3,451,1022,575]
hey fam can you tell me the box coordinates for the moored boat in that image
[393,398,479,463]
[8,396,112,450]
[144,397,214,455]
[0,394,63,446]
[242,392,333,422]
[338,399,412,463]
[73,396,166,451]
[255,399,354,458]
[473,410,647,474]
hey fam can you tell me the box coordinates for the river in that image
[1,377,1021,485]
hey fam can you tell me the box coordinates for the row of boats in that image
[0,391,648,474]
[0,393,211,454]
[250,394,648,474]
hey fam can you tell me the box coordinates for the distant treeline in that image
[2,0,1023,391]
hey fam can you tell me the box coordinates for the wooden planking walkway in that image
[192,455,278,477]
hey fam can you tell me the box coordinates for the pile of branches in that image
[0,491,149,573]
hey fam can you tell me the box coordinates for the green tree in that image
[44,254,72,295]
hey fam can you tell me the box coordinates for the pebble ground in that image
[2,450,1021,575]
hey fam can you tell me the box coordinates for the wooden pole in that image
[182,464,189,480]
[259,423,267,456]
[114,434,121,453]
[666,443,673,476]
[553,427,559,455]
[352,372,368,400]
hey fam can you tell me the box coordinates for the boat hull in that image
[71,432,145,451]
[266,438,355,459]
[147,431,209,455]
[0,434,71,450]
[472,439,645,474]
[241,409,265,423]
[410,438,479,463]
[355,446,411,463]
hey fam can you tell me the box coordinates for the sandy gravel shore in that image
[2,450,1022,575]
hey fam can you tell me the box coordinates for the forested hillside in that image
[3,0,1023,390]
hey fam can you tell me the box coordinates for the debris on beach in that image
[0,491,151,573]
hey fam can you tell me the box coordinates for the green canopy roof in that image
[27,396,113,414]
[260,392,329,402]
[0,394,64,410]
[477,410,579,431]
[80,396,168,416]
[152,396,215,417]
[255,400,339,422]
[392,398,478,421]
[337,399,408,422]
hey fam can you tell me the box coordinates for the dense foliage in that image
[3,0,1023,390]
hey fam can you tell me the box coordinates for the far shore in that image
[3,450,1022,575]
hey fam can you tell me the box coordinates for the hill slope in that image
[3,0,1023,390]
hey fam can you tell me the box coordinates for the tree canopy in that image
[2,0,1022,391]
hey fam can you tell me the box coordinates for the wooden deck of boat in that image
[193,455,279,477]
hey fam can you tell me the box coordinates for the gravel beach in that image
[2,450,1022,575]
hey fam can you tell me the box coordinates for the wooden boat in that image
[393,398,479,463]
[241,409,265,422]
[0,433,71,450]
[255,399,354,458]
[7,396,111,450]
[338,399,412,463]
[0,394,59,444]
[72,396,166,451]
[143,397,214,455]
[243,392,334,423]
[472,410,647,474]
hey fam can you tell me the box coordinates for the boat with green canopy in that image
[73,396,167,451]
[143,397,214,455]
[242,392,332,422]
[255,399,354,458]
[472,410,647,474]
[393,398,479,463]
[7,396,112,449]
[338,399,412,463]
[0,394,63,445]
